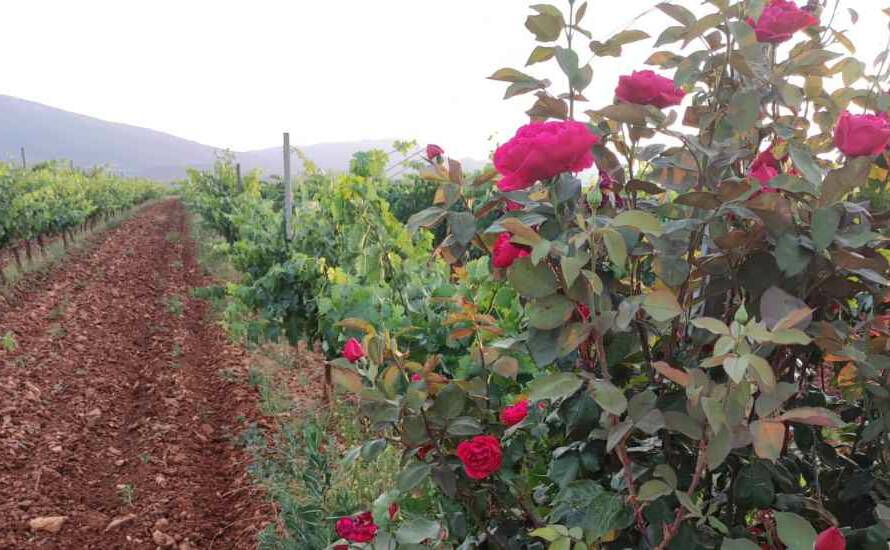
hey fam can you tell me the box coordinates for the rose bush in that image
[326,1,890,549]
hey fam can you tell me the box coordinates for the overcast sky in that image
[1,1,887,160]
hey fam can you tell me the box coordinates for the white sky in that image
[1,1,887,160]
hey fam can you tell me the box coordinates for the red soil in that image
[0,199,267,549]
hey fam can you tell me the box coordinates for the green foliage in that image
[0,161,165,251]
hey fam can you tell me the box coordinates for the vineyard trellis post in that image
[20,147,26,169]
[283,132,293,241]
[235,163,242,193]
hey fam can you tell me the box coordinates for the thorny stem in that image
[655,438,709,550]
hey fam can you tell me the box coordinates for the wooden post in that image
[20,147,26,169]
[283,132,293,241]
[235,163,243,193]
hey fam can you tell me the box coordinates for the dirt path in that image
[0,200,267,549]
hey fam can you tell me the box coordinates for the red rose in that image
[342,338,365,363]
[576,303,591,322]
[746,0,818,44]
[494,121,599,191]
[598,169,625,209]
[335,511,378,543]
[456,435,503,480]
[615,70,685,109]
[491,233,530,269]
[834,111,890,157]
[504,199,524,212]
[426,144,445,161]
[815,526,845,550]
[388,503,399,520]
[500,399,529,427]
[417,443,434,460]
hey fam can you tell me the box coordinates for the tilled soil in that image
[0,200,267,549]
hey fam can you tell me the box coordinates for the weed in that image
[48,324,66,339]
[165,231,182,244]
[218,368,239,383]
[171,342,182,358]
[164,295,184,317]
[117,483,136,506]
[170,260,184,270]
[138,452,151,464]
[1,331,17,352]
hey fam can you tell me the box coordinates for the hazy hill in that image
[0,95,486,180]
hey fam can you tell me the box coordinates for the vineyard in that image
[0,161,165,282]
[4,1,890,549]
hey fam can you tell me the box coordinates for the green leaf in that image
[396,462,432,492]
[702,396,727,433]
[488,67,541,83]
[602,228,627,269]
[774,512,817,550]
[448,211,477,246]
[526,8,564,42]
[721,539,763,550]
[675,490,702,516]
[788,143,823,187]
[707,426,733,469]
[447,416,484,436]
[395,518,441,544]
[745,354,776,392]
[406,206,446,233]
[331,367,364,393]
[723,355,748,384]
[430,383,465,419]
[775,234,809,277]
[560,254,589,288]
[529,294,575,330]
[726,90,761,135]
[530,526,562,542]
[528,372,584,402]
[638,479,673,501]
[643,289,683,322]
[508,256,559,298]
[526,45,556,65]
[812,207,840,251]
[612,210,664,236]
[590,380,628,415]
[818,156,872,206]
[657,2,697,26]
[692,317,731,335]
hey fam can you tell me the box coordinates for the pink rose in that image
[335,511,378,543]
[426,144,445,160]
[342,338,365,363]
[500,399,529,427]
[494,121,599,191]
[615,70,685,109]
[491,233,530,269]
[834,111,890,157]
[746,0,818,44]
[815,526,845,550]
[456,435,503,480]
[411,373,423,382]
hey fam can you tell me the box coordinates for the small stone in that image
[153,530,176,547]
[29,516,67,533]
[154,518,169,530]
[104,513,137,532]
[50,445,62,453]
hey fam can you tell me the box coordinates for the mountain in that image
[0,95,488,180]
